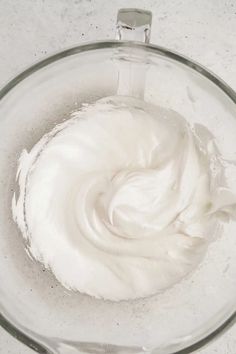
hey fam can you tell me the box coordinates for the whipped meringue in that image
[12,96,236,301]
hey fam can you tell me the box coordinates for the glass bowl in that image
[0,9,236,354]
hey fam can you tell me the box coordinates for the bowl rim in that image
[0,39,236,354]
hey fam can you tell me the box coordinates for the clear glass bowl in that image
[0,9,236,354]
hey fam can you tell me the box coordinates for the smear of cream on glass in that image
[12,97,236,301]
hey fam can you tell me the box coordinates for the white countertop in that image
[0,0,236,353]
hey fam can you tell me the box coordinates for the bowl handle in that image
[116,8,152,43]
[115,9,152,99]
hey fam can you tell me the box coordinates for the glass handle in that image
[115,9,152,98]
[116,8,152,43]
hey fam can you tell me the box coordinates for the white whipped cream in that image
[12,97,236,301]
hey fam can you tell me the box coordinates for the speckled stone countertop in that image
[0,0,236,353]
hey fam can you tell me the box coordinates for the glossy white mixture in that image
[12,97,236,301]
